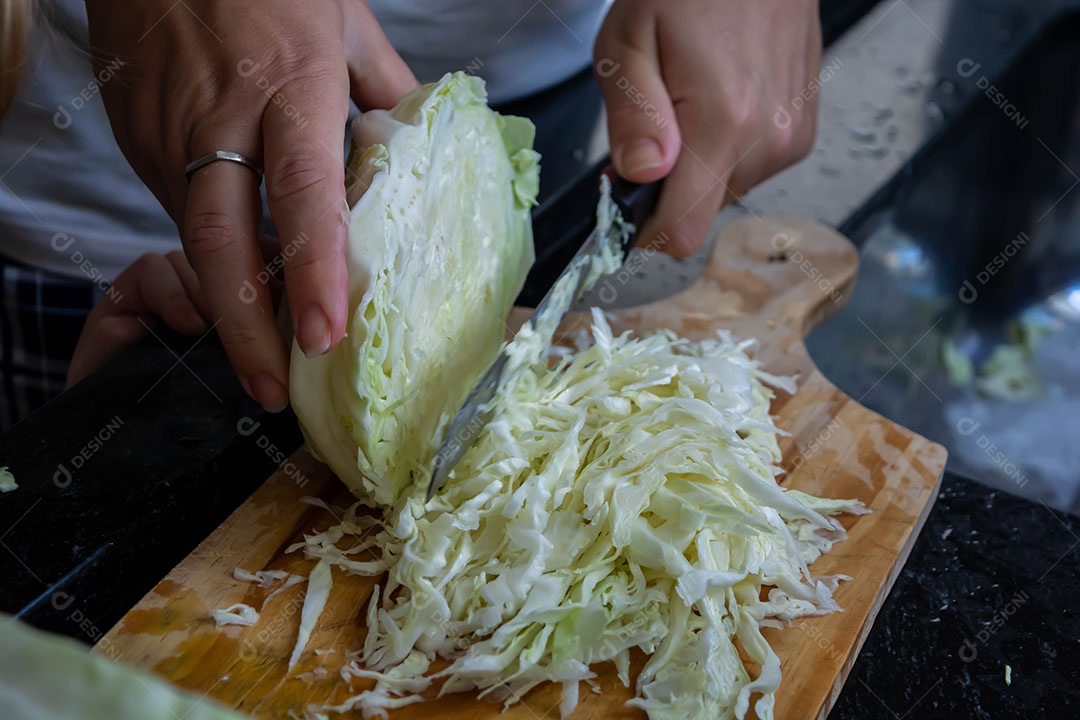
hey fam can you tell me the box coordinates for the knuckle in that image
[130,252,162,273]
[267,152,335,206]
[723,84,763,132]
[769,124,799,164]
[216,323,260,350]
[185,211,239,257]
[283,251,324,276]
[608,101,651,130]
[668,218,710,258]
[769,116,814,169]
[164,249,190,267]
[263,50,339,87]
[795,111,818,156]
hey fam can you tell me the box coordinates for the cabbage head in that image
[290,72,539,507]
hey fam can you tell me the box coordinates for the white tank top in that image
[0,0,604,281]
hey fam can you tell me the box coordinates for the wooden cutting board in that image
[98,217,947,720]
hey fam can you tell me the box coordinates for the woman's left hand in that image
[594,0,822,258]
[67,251,211,386]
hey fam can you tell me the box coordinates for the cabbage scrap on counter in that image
[286,72,865,720]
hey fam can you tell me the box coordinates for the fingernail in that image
[617,138,664,176]
[249,373,289,413]
[297,305,331,358]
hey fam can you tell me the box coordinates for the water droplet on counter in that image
[872,106,895,125]
[849,127,877,143]
[926,101,945,125]
[899,78,924,95]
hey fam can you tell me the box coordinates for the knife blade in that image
[426,173,661,501]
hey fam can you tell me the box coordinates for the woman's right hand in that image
[85,0,418,410]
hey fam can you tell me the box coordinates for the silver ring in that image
[184,151,262,183]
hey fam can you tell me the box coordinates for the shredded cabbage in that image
[211,603,260,628]
[289,559,333,671]
[293,312,863,719]
[0,466,16,493]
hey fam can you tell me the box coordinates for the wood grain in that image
[98,217,947,720]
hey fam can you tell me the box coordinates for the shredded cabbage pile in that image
[293,312,864,720]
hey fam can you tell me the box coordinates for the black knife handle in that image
[603,167,663,253]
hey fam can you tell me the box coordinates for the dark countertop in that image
[833,473,1080,717]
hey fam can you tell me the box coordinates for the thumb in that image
[343,1,419,109]
[593,44,680,182]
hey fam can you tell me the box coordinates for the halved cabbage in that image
[290,72,539,506]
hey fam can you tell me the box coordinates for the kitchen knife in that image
[426,172,661,501]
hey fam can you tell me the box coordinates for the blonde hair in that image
[1,0,35,117]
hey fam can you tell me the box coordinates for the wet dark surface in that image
[810,11,1080,513]
[832,475,1080,718]
[0,331,301,640]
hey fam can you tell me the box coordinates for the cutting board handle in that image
[609,216,859,379]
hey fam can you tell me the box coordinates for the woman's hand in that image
[594,0,822,257]
[85,0,418,410]
[67,252,210,387]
